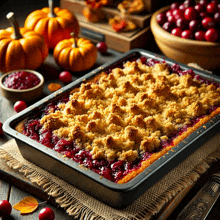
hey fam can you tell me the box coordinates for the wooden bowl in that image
[150,6,220,70]
[0,69,44,102]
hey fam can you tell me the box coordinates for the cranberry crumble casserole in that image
[16,57,220,183]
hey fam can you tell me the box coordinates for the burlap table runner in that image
[0,133,220,220]
[0,64,218,219]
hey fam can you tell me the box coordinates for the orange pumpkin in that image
[53,33,97,72]
[0,12,49,73]
[24,0,79,49]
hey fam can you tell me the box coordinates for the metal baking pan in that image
[3,49,220,208]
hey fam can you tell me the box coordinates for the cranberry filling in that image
[21,57,220,183]
[3,71,40,90]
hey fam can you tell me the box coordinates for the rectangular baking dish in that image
[3,49,220,208]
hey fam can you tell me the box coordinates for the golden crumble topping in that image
[40,61,220,162]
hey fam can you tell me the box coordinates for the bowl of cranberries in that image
[0,69,44,102]
[150,0,220,70]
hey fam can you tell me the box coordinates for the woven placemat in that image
[0,133,220,220]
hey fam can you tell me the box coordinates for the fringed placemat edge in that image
[137,147,220,219]
[1,141,220,220]
[0,146,106,220]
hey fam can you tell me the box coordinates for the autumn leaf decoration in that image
[13,197,39,215]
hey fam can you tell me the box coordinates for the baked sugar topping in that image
[40,60,220,162]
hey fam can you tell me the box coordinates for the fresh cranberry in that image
[199,0,209,7]
[96,42,108,54]
[166,9,173,18]
[156,12,167,25]
[167,15,176,23]
[170,2,180,10]
[59,71,72,83]
[202,17,215,29]
[39,207,55,220]
[205,28,219,41]
[176,18,189,29]
[184,7,199,20]
[195,3,205,13]
[179,3,185,10]
[173,8,184,17]
[184,0,195,8]
[0,122,3,136]
[195,30,206,40]
[214,11,220,23]
[189,19,202,32]
[218,4,220,12]
[14,101,27,113]
[211,0,219,4]
[171,28,182,37]
[181,29,194,39]
[162,21,175,32]
[199,11,210,18]
[0,200,12,218]
[139,56,147,64]
[206,2,218,14]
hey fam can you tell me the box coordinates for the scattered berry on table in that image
[0,200,12,218]
[96,42,108,54]
[59,71,72,83]
[14,101,27,113]
[39,207,55,220]
[0,122,3,136]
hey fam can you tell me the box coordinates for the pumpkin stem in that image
[6,12,23,40]
[71,32,78,48]
[48,0,56,18]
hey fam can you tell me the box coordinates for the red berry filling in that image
[20,57,220,183]
[3,71,40,90]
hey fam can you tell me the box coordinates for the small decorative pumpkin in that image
[53,33,97,72]
[24,0,79,49]
[0,12,49,73]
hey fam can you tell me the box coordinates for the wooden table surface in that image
[1,0,220,219]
